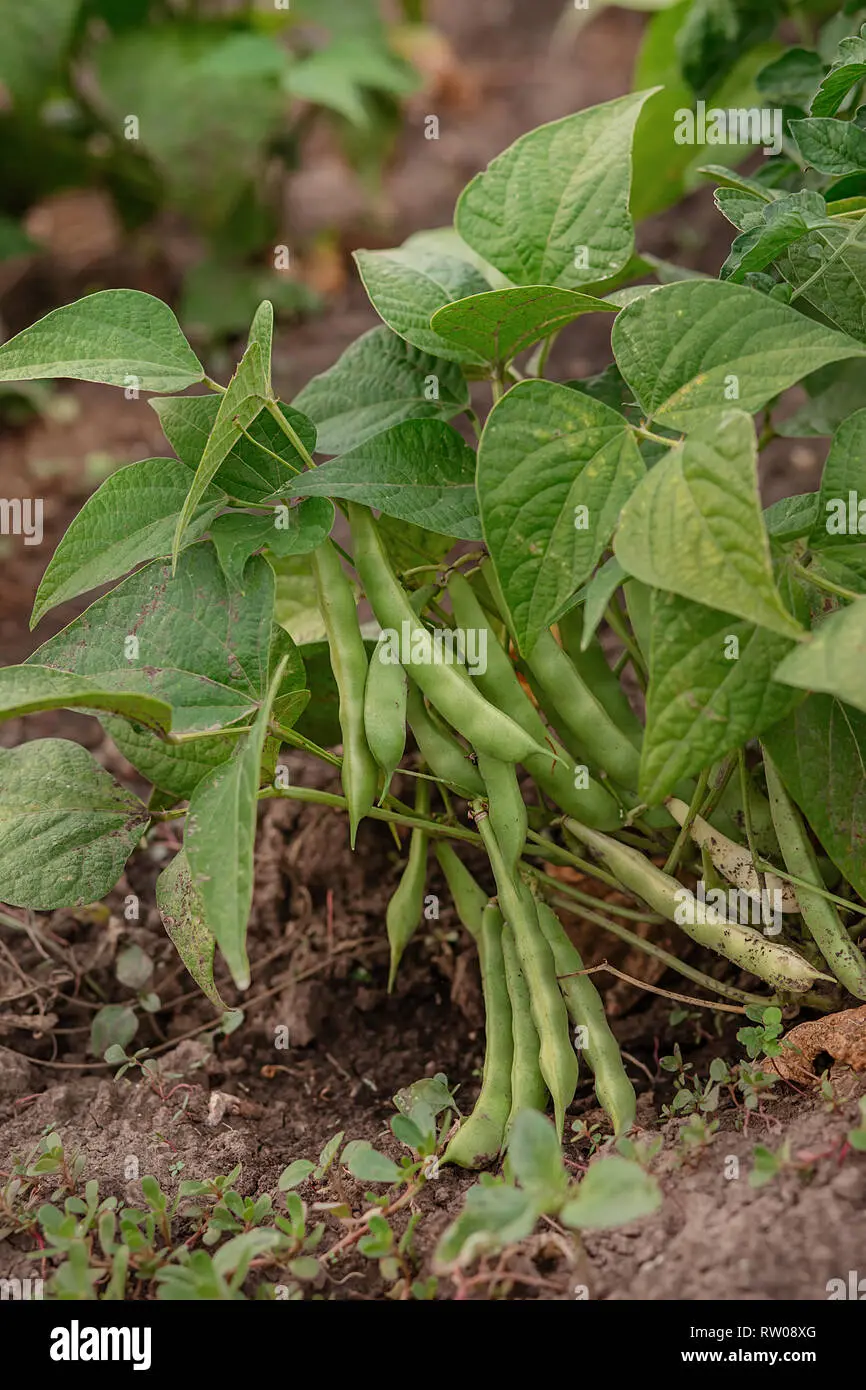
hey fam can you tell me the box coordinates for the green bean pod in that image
[311,538,378,849]
[535,899,636,1136]
[386,779,431,990]
[364,638,407,804]
[435,842,488,941]
[349,504,551,766]
[442,903,513,1168]
[501,919,548,1132]
[475,806,578,1137]
[477,754,527,875]
[522,629,641,790]
[562,817,834,995]
[557,609,644,747]
[405,682,485,798]
[764,753,866,1000]
[446,572,621,831]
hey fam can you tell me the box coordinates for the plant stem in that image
[202,375,226,394]
[546,894,768,1006]
[793,562,860,604]
[532,867,664,922]
[265,399,317,471]
[234,418,302,476]
[573,961,748,1015]
[272,722,342,768]
[664,767,710,875]
[754,859,864,916]
[633,425,678,448]
[260,785,482,845]
[604,596,647,686]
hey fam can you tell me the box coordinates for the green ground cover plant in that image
[3,0,866,1268]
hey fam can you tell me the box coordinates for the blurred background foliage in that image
[0,0,428,342]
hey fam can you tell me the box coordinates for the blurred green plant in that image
[0,0,422,337]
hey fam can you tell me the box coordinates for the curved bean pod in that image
[406,682,484,799]
[435,842,488,941]
[386,779,431,990]
[501,919,549,1134]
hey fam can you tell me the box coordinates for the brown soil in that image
[0,1,860,1303]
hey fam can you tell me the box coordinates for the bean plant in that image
[3,2,866,1172]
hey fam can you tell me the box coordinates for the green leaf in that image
[0,290,203,393]
[611,279,865,431]
[0,665,174,734]
[810,543,866,595]
[791,116,866,175]
[714,187,767,230]
[286,36,418,125]
[763,493,820,541]
[430,287,615,370]
[478,379,645,653]
[248,301,274,396]
[811,29,866,115]
[720,191,830,282]
[156,849,227,1012]
[640,589,804,803]
[809,407,866,549]
[455,90,658,290]
[28,544,300,735]
[774,598,866,714]
[676,0,782,97]
[278,1160,315,1191]
[173,342,270,564]
[506,1111,568,1205]
[0,740,149,909]
[763,695,866,898]
[30,457,226,629]
[581,557,628,650]
[776,359,866,437]
[183,658,289,989]
[342,1142,402,1184]
[153,395,316,503]
[614,412,805,640]
[103,721,244,802]
[775,222,866,343]
[91,1006,138,1059]
[354,248,490,364]
[757,47,826,109]
[290,420,480,539]
[292,326,469,456]
[560,1156,661,1230]
[210,499,335,591]
[434,1184,539,1269]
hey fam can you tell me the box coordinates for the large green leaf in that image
[152,395,315,503]
[289,420,480,539]
[455,90,658,291]
[791,116,866,175]
[776,224,866,342]
[763,695,866,898]
[809,408,866,548]
[0,665,173,734]
[477,379,645,653]
[353,248,490,364]
[811,28,866,115]
[720,191,831,282]
[172,341,270,563]
[640,590,803,803]
[614,411,805,640]
[156,849,226,1011]
[209,499,335,591]
[184,659,288,989]
[774,598,866,713]
[430,287,615,370]
[103,719,247,802]
[292,326,469,456]
[0,290,203,393]
[0,740,149,909]
[27,544,299,734]
[611,279,865,430]
[30,458,226,629]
